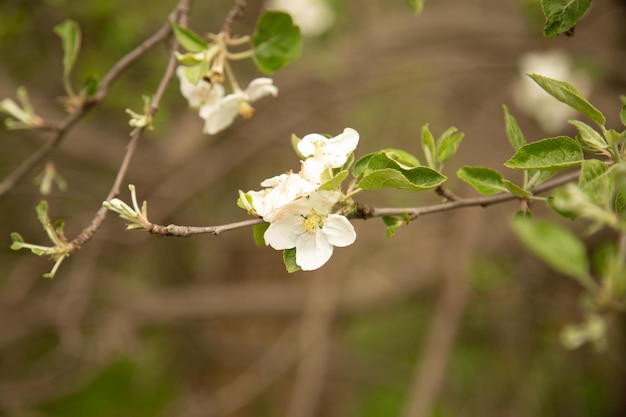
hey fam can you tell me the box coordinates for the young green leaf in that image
[355,152,445,191]
[10,232,25,250]
[541,0,591,37]
[457,166,508,195]
[578,159,612,206]
[527,73,605,127]
[502,180,531,197]
[379,148,420,168]
[620,104,626,127]
[171,23,208,53]
[283,248,301,273]
[253,222,269,247]
[54,20,81,82]
[382,215,405,238]
[435,127,464,166]
[404,0,426,15]
[421,123,435,169]
[512,218,590,283]
[253,11,302,74]
[504,136,583,171]
[568,120,607,153]
[503,105,526,151]
[318,170,349,191]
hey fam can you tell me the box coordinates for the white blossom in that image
[263,190,356,270]
[176,66,224,109]
[265,0,336,37]
[248,172,319,222]
[513,50,593,133]
[298,127,359,183]
[200,78,278,135]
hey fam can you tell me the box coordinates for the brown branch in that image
[221,0,248,36]
[0,9,176,200]
[137,167,581,237]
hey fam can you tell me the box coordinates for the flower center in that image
[301,211,323,234]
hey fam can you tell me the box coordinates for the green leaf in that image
[36,200,50,226]
[578,159,612,206]
[421,123,435,169]
[527,74,605,127]
[379,148,420,168]
[512,218,590,281]
[355,152,446,191]
[53,20,81,81]
[290,133,306,159]
[253,11,302,74]
[457,166,508,195]
[435,127,463,166]
[283,248,300,273]
[171,23,208,53]
[318,170,349,191]
[382,215,406,238]
[568,120,607,152]
[182,61,210,86]
[504,136,583,171]
[404,0,426,15]
[502,180,531,197]
[620,104,626,127]
[252,222,269,247]
[541,0,592,37]
[503,105,526,151]
[10,232,24,250]
[457,166,530,197]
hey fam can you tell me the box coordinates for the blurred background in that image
[1,0,625,416]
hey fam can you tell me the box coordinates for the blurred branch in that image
[401,212,475,417]
[180,325,301,417]
[286,274,339,417]
[0,9,180,200]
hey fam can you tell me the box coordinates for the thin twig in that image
[69,0,192,251]
[0,10,175,199]
[221,0,248,36]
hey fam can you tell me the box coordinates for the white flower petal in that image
[177,66,223,109]
[297,133,327,157]
[295,230,333,270]
[245,78,279,102]
[322,215,356,247]
[325,127,359,166]
[264,216,303,249]
[201,94,241,134]
[304,190,341,213]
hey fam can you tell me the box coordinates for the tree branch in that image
[68,0,193,251]
[136,168,581,237]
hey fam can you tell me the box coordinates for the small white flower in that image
[298,127,359,183]
[513,50,592,133]
[265,0,336,37]
[263,190,356,271]
[248,172,319,222]
[177,66,224,109]
[200,78,278,135]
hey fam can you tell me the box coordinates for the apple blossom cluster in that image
[177,67,278,135]
[239,128,360,271]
